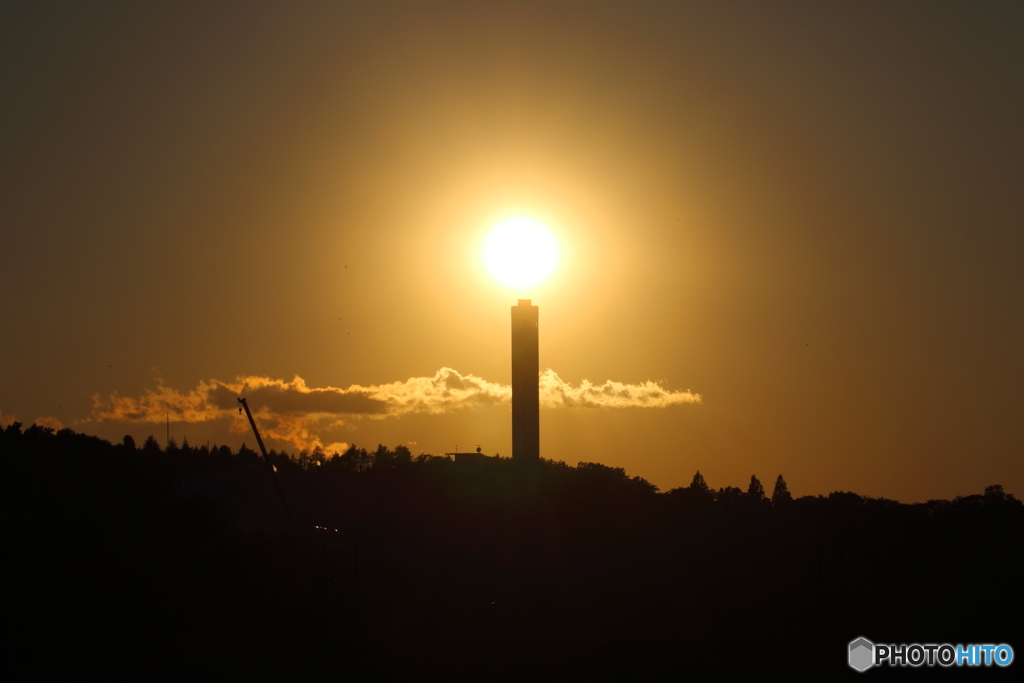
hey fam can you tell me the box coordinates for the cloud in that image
[88,368,700,452]
[89,375,387,454]
[367,367,511,414]
[538,370,702,408]
[33,416,65,431]
[89,376,388,425]
[0,411,63,432]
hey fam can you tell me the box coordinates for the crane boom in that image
[237,397,292,521]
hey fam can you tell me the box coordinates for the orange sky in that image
[2,1,1022,501]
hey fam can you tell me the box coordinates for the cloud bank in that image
[0,410,63,431]
[89,368,700,452]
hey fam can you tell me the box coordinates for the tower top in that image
[517,299,532,306]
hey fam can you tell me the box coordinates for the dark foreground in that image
[4,424,1020,678]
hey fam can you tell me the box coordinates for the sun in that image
[482,217,560,290]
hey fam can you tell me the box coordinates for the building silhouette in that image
[511,299,539,501]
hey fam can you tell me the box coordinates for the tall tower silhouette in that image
[511,299,539,501]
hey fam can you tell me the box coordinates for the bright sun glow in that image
[482,217,559,289]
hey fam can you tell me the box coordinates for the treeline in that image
[5,421,1017,512]
[3,421,1021,677]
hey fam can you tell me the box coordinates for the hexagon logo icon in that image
[849,637,874,672]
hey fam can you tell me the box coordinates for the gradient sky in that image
[2,1,1022,502]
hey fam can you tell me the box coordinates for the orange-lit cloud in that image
[88,368,700,452]
[369,367,510,414]
[33,416,65,431]
[0,411,64,432]
[538,370,701,409]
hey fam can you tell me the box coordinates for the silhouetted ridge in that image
[2,423,1020,677]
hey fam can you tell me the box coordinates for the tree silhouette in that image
[327,444,371,472]
[985,484,1007,501]
[717,486,743,504]
[370,443,412,470]
[666,469,715,506]
[236,442,260,464]
[772,474,792,505]
[300,445,325,469]
[747,474,766,502]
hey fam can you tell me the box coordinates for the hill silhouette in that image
[4,422,1020,678]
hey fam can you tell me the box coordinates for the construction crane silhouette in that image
[237,397,292,521]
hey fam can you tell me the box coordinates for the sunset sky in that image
[2,1,1022,502]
